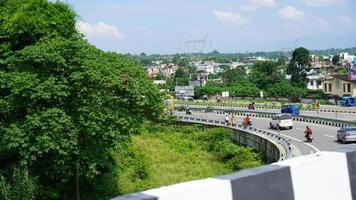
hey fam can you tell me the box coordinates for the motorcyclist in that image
[186,106,191,114]
[246,114,253,126]
[304,126,313,142]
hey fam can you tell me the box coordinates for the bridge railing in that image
[179,105,356,128]
[176,115,292,161]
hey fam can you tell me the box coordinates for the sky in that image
[61,0,356,54]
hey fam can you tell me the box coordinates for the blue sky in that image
[62,0,356,54]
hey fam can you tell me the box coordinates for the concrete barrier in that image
[112,146,356,200]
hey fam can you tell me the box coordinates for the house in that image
[307,74,323,90]
[322,74,356,97]
[147,67,160,79]
[160,64,178,77]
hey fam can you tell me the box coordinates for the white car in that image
[270,113,293,130]
[337,127,356,144]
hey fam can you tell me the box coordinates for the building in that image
[175,86,194,97]
[153,80,166,85]
[322,74,356,97]
[146,67,160,79]
[307,74,323,90]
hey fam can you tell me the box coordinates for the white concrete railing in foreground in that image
[112,146,356,200]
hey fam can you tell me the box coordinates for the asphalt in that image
[175,111,356,156]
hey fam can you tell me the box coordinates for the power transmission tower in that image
[180,34,209,62]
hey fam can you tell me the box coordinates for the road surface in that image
[176,111,356,156]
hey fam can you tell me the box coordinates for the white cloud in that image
[76,21,125,40]
[278,6,305,22]
[241,5,258,11]
[242,0,276,11]
[301,0,344,7]
[338,15,352,25]
[250,0,277,7]
[213,10,248,26]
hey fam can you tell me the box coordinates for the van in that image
[281,104,300,116]
[270,113,293,130]
[340,96,356,107]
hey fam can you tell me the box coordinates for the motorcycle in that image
[242,119,252,126]
[305,134,313,142]
[186,109,192,115]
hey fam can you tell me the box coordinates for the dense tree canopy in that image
[249,61,284,90]
[0,0,163,199]
[287,47,310,86]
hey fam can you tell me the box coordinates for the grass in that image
[115,124,262,195]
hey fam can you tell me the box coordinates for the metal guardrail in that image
[176,115,292,161]
[178,105,356,128]
[177,102,356,113]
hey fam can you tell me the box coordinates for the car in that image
[337,127,356,144]
[270,113,293,130]
[281,104,300,116]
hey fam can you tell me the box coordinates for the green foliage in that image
[332,54,340,65]
[0,168,37,200]
[249,61,284,90]
[229,76,259,97]
[116,124,263,194]
[287,47,310,86]
[0,0,164,199]
[266,80,308,98]
[221,68,246,85]
[0,0,78,51]
[307,89,326,99]
[174,67,190,86]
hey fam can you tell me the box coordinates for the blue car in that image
[281,104,300,116]
[340,96,356,107]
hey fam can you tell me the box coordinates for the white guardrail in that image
[176,115,292,161]
[177,102,356,113]
[177,105,356,128]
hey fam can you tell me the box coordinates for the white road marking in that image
[310,151,314,154]
[260,129,321,152]
[324,134,334,138]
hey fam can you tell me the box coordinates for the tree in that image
[221,68,246,85]
[177,58,189,67]
[249,61,284,90]
[155,73,166,80]
[266,80,307,99]
[287,47,310,86]
[229,76,259,97]
[332,55,340,65]
[174,67,189,86]
[0,0,163,199]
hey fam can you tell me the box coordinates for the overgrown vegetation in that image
[0,0,163,199]
[116,123,263,194]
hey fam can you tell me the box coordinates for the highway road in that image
[175,111,356,157]
[180,105,356,121]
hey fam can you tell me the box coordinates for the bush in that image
[0,168,37,200]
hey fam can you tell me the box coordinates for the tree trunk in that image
[76,167,80,200]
